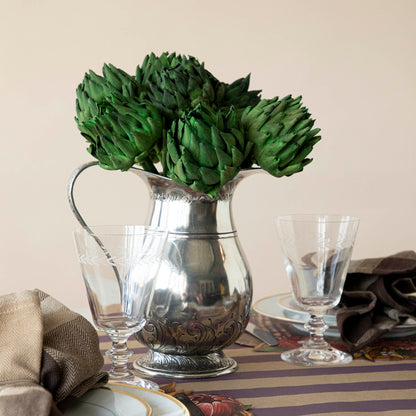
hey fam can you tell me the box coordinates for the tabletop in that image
[99,313,416,416]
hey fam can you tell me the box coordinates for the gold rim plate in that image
[64,386,152,415]
[109,382,190,416]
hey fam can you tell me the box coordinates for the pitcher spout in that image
[129,167,262,235]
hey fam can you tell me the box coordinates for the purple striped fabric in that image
[167,361,416,383]
[253,400,416,416]
[99,336,416,415]
[193,379,416,398]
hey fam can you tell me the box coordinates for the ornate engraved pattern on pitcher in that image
[138,350,236,373]
[137,295,250,355]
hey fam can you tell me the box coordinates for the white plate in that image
[254,293,337,325]
[64,387,152,415]
[254,293,416,338]
[108,383,190,416]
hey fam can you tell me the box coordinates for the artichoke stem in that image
[140,159,159,175]
[159,148,167,176]
[160,128,168,175]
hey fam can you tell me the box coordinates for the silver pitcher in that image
[68,161,256,378]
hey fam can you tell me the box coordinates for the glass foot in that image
[281,346,352,366]
[108,369,159,390]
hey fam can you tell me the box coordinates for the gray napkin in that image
[337,251,416,351]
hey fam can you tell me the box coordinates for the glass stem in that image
[106,334,133,379]
[303,314,330,349]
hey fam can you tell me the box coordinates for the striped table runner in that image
[99,334,416,416]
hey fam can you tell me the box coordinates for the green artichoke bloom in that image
[75,63,162,172]
[78,100,163,172]
[75,63,142,125]
[136,52,226,122]
[241,95,321,177]
[165,103,252,197]
[217,74,262,109]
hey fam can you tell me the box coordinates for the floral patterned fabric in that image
[160,383,253,416]
[237,312,416,361]
[188,393,252,416]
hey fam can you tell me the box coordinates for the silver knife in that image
[245,322,279,346]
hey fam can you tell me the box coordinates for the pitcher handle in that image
[67,160,99,231]
[68,160,124,288]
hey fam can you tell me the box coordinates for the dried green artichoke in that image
[165,102,252,197]
[77,99,162,172]
[242,95,321,177]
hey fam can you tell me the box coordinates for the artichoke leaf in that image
[278,162,307,177]
[100,137,120,156]
[230,127,245,149]
[210,126,225,150]
[102,63,129,91]
[130,130,155,152]
[289,141,320,166]
[200,167,220,186]
[220,166,239,186]
[199,142,218,168]
[181,123,200,159]
[108,152,134,171]
[173,160,188,183]
[113,136,139,158]
[231,147,245,167]
[216,147,233,169]
[182,152,202,180]
[166,136,181,164]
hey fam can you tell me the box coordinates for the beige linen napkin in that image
[0,289,108,415]
[337,251,416,351]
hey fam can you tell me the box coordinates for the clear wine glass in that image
[73,225,167,389]
[275,214,359,366]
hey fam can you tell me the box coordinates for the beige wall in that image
[1,0,415,309]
